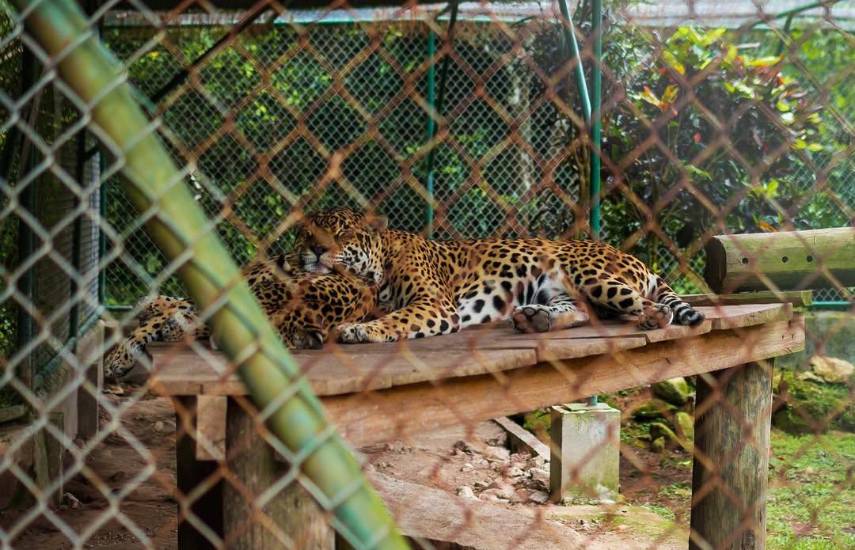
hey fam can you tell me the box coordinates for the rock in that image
[480,490,508,502]
[674,411,694,442]
[530,467,550,486]
[153,421,165,433]
[62,492,81,510]
[650,436,666,453]
[483,446,511,462]
[528,490,550,504]
[632,399,677,420]
[773,370,855,434]
[461,463,474,473]
[485,481,516,500]
[507,466,526,478]
[649,422,679,447]
[452,440,474,454]
[457,486,477,500]
[796,371,825,383]
[652,377,693,406]
[808,355,854,384]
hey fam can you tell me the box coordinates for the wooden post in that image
[223,397,334,550]
[690,362,772,550]
[175,396,223,550]
[77,321,104,440]
[704,228,855,293]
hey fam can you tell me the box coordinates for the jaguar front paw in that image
[336,322,371,344]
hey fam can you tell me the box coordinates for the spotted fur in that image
[104,254,377,379]
[296,208,704,344]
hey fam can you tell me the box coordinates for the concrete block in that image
[549,403,620,503]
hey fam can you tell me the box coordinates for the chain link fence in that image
[1,0,853,548]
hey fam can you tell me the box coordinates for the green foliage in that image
[606,26,836,238]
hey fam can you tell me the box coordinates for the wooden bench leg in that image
[175,396,223,549]
[690,362,772,550]
[223,396,334,549]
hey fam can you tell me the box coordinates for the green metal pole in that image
[590,0,603,240]
[422,1,459,238]
[425,29,436,234]
[558,0,591,123]
[586,0,605,408]
[775,11,796,56]
[15,1,406,548]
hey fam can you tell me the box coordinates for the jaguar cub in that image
[296,208,704,343]
[104,254,377,379]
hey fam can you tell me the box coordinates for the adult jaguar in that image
[296,208,704,343]
[104,253,377,379]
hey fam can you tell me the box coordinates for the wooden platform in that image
[150,303,801,447]
[151,303,804,549]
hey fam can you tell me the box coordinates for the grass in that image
[766,429,855,549]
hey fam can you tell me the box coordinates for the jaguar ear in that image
[365,214,388,233]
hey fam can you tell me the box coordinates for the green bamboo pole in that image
[14,1,406,548]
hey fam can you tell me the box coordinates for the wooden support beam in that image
[223,397,334,550]
[324,320,802,447]
[492,416,550,461]
[704,228,855,293]
[77,321,105,440]
[196,396,226,462]
[690,362,773,549]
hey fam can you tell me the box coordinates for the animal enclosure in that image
[1,0,853,549]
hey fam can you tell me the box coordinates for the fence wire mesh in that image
[1,0,853,549]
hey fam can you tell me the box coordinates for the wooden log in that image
[690,362,772,550]
[223,397,334,550]
[367,471,585,549]
[174,396,222,550]
[704,228,855,293]
[682,290,813,307]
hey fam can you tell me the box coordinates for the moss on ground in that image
[774,372,855,433]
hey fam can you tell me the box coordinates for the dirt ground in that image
[6,388,690,549]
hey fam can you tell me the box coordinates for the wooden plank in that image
[493,417,550,461]
[149,305,784,399]
[150,347,537,397]
[323,319,803,447]
[682,290,812,307]
[196,396,227,462]
[690,362,773,549]
[704,227,855,293]
[694,303,792,330]
[367,471,584,549]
